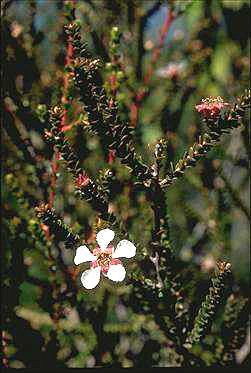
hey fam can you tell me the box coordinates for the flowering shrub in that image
[2,0,250,368]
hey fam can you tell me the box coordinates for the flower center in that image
[91,246,114,273]
[96,252,112,270]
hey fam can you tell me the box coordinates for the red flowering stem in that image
[130,8,175,127]
[110,68,117,98]
[50,1,76,210]
[61,0,76,132]
[61,42,74,131]
[145,8,174,85]
[108,98,116,164]
[49,150,60,209]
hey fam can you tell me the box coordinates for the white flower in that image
[74,228,136,289]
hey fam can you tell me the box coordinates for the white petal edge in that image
[96,228,115,250]
[74,245,96,265]
[106,264,126,282]
[81,267,101,289]
[113,240,136,259]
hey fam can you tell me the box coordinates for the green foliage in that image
[2,0,250,368]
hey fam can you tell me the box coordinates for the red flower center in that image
[96,252,112,272]
[91,246,121,273]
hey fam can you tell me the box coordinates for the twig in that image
[150,251,163,289]
[236,327,250,364]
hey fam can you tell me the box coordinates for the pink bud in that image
[195,96,229,120]
[76,173,90,187]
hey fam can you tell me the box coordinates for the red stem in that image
[108,98,116,164]
[50,4,75,209]
[130,8,175,127]
[61,42,73,130]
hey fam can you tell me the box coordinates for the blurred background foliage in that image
[2,0,250,368]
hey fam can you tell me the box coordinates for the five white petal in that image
[74,229,136,289]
